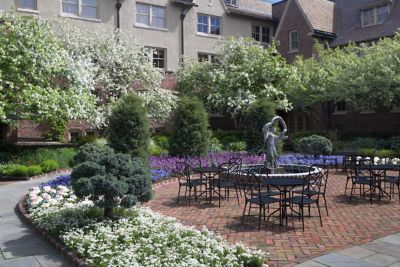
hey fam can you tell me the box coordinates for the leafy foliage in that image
[41,160,59,173]
[108,94,150,160]
[71,143,152,217]
[177,37,297,127]
[244,98,276,151]
[0,13,97,128]
[169,97,211,156]
[294,135,333,156]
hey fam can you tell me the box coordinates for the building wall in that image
[274,0,314,63]
[1,0,274,71]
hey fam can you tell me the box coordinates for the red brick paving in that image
[146,171,400,267]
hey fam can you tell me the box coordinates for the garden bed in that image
[18,177,266,267]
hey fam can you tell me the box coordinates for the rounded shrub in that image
[9,165,29,177]
[71,144,152,218]
[295,135,333,156]
[41,160,59,173]
[73,143,114,166]
[108,93,150,160]
[27,165,43,176]
[78,135,98,146]
[153,134,169,150]
[244,98,276,151]
[169,97,211,156]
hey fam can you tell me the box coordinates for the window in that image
[61,0,98,19]
[69,131,81,142]
[197,14,221,35]
[18,0,37,10]
[147,48,166,69]
[289,30,298,52]
[225,0,238,7]
[252,25,270,44]
[136,3,166,29]
[198,53,216,63]
[334,101,347,113]
[361,4,390,27]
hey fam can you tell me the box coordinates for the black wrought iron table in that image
[193,166,220,203]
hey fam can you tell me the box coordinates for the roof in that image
[225,0,275,20]
[272,0,288,20]
[296,0,336,34]
[331,0,400,46]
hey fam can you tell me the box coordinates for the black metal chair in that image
[211,160,241,207]
[348,159,374,203]
[176,161,207,206]
[241,171,280,230]
[383,165,400,202]
[285,166,324,231]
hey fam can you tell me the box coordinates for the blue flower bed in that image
[40,174,71,188]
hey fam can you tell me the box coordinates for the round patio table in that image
[263,178,306,226]
[193,166,220,203]
[360,165,399,201]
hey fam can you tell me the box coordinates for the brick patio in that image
[146,171,400,267]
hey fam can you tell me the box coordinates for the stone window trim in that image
[60,0,100,20]
[361,4,390,27]
[16,0,38,11]
[289,30,298,53]
[197,14,222,36]
[135,2,167,30]
[252,24,271,45]
[224,0,238,7]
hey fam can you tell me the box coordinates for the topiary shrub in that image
[72,143,114,166]
[169,97,210,156]
[244,98,276,151]
[295,135,333,156]
[71,143,152,218]
[27,165,43,176]
[41,160,59,173]
[108,93,150,160]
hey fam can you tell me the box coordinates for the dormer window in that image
[361,4,390,27]
[225,0,238,7]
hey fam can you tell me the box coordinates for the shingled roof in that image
[331,0,400,46]
[296,0,336,34]
[225,0,275,20]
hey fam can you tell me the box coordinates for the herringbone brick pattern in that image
[146,171,400,266]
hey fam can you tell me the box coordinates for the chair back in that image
[185,157,202,169]
[356,158,372,178]
[219,161,240,182]
[176,161,191,184]
[243,172,263,202]
[302,165,324,201]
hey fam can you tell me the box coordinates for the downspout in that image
[116,0,122,29]
[180,8,186,62]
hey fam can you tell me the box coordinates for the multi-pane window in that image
[289,30,298,52]
[361,4,390,27]
[335,101,346,113]
[252,25,270,44]
[18,0,37,10]
[147,48,166,69]
[198,53,216,63]
[61,0,98,19]
[197,14,221,35]
[224,0,238,7]
[136,3,166,29]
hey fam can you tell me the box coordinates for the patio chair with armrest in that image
[348,159,374,203]
[383,165,400,202]
[176,161,207,206]
[210,160,241,207]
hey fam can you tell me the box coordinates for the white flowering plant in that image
[26,184,265,267]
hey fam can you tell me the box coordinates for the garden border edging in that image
[17,196,87,267]
[1,168,72,182]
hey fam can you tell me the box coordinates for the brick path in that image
[146,171,400,267]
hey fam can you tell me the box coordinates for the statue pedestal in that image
[268,167,285,174]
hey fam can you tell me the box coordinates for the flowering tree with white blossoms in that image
[177,37,298,128]
[53,19,177,125]
[0,13,98,140]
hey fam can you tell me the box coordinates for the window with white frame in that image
[197,14,221,35]
[224,0,238,7]
[289,30,298,52]
[252,25,270,44]
[61,0,98,19]
[147,48,166,69]
[361,4,390,27]
[18,0,37,10]
[136,3,166,29]
[198,53,216,63]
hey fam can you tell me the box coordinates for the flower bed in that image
[25,183,265,267]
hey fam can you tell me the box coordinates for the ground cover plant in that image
[26,180,265,267]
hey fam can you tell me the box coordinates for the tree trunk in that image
[104,207,113,218]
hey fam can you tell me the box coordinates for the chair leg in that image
[258,205,262,231]
[235,186,240,205]
[317,202,323,227]
[323,193,328,216]
[177,184,181,204]
[218,187,221,208]
[349,183,354,201]
[344,178,349,195]
[188,187,192,206]
[241,201,248,224]
[301,205,305,231]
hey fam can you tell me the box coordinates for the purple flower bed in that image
[42,153,343,186]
